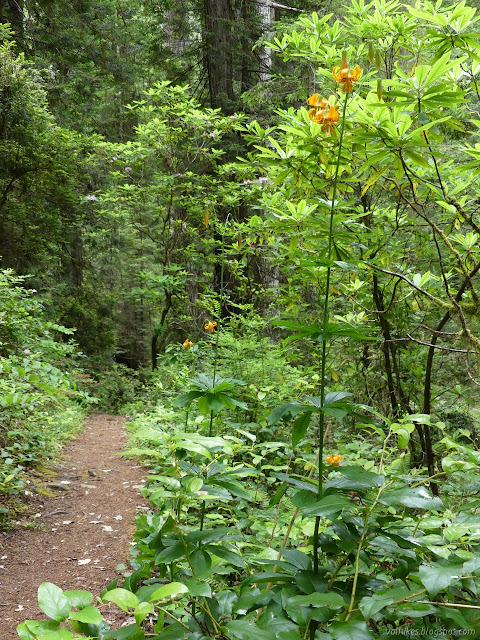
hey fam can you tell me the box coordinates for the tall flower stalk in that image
[311,55,361,574]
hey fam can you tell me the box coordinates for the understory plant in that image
[0,269,91,521]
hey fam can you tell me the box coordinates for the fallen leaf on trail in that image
[102,525,113,532]
[15,605,24,612]
[78,558,91,565]
[113,515,123,520]
[63,520,74,524]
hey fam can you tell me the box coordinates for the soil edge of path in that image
[0,413,148,639]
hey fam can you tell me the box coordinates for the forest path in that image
[0,413,147,639]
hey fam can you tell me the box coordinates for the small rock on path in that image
[0,413,148,639]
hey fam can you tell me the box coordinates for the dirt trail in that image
[0,413,148,639]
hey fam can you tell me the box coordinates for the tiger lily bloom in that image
[204,320,217,333]
[333,54,362,93]
[307,93,328,109]
[307,97,339,134]
[325,453,343,466]
[182,338,193,350]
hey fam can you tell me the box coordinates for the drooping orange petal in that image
[307,93,321,106]
[352,65,362,81]
[327,105,339,124]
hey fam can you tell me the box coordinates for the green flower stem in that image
[346,485,385,620]
[313,94,350,575]
[208,409,214,438]
[212,217,228,388]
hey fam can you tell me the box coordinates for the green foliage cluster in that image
[0,269,91,520]
[19,344,480,638]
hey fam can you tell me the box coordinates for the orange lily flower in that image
[322,105,340,134]
[307,94,328,109]
[204,320,217,333]
[182,338,193,350]
[325,453,342,466]
[333,54,362,93]
[307,96,340,134]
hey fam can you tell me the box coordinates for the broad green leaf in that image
[149,581,189,602]
[301,494,352,520]
[102,624,145,639]
[330,619,374,639]
[418,562,464,596]
[280,548,311,570]
[190,548,211,574]
[287,592,345,608]
[69,606,104,624]
[226,619,277,640]
[185,578,212,597]
[323,391,353,406]
[268,402,310,425]
[17,621,60,640]
[134,601,154,626]
[268,480,288,507]
[403,148,430,168]
[102,588,139,612]
[155,541,186,563]
[295,570,329,594]
[64,590,92,610]
[187,527,232,544]
[292,410,312,447]
[173,390,203,407]
[379,486,443,510]
[207,544,246,568]
[395,602,438,617]
[324,466,385,493]
[37,630,74,640]
[396,428,410,449]
[185,476,203,493]
[359,586,412,619]
[215,478,253,500]
[38,583,71,622]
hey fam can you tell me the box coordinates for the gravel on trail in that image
[0,413,148,639]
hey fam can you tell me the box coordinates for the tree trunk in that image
[256,0,274,82]
[203,0,234,111]
[372,274,401,417]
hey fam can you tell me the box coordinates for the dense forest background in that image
[0,0,320,371]
[4,0,480,637]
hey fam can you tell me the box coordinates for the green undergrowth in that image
[18,328,480,639]
[0,269,93,526]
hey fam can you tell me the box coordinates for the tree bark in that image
[256,0,274,82]
[372,274,400,416]
[203,0,234,111]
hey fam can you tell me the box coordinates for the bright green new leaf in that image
[149,582,189,602]
[69,606,104,625]
[38,583,71,622]
[102,588,139,612]
[64,590,92,610]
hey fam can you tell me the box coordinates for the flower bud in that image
[368,43,374,64]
